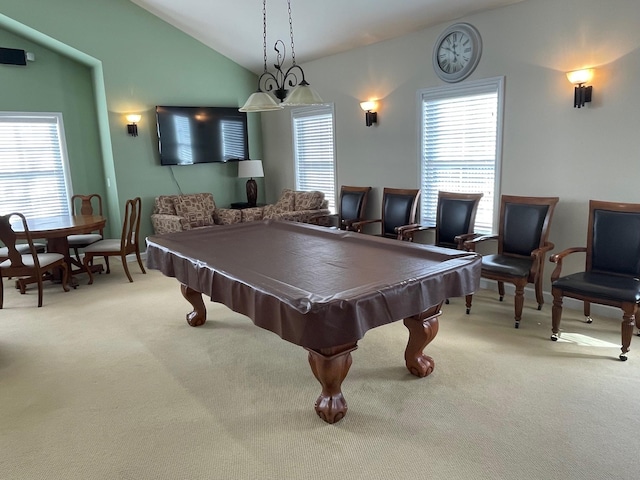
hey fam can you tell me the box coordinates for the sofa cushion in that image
[174,194,216,228]
[241,207,264,222]
[294,190,324,211]
[214,208,242,225]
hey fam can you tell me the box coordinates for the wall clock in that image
[432,23,482,83]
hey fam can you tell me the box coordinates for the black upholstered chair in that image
[314,185,372,230]
[401,191,484,248]
[464,195,559,328]
[351,187,420,239]
[549,200,640,361]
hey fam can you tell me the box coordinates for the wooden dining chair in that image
[0,212,70,308]
[67,194,104,266]
[82,197,146,284]
[312,185,372,230]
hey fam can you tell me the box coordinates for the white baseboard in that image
[478,279,621,320]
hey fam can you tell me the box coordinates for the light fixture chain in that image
[262,0,268,72]
[287,0,296,65]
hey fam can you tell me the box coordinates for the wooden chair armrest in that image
[463,234,498,251]
[351,218,381,233]
[549,247,586,282]
[395,224,432,241]
[453,232,480,249]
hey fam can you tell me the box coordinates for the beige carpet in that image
[1,261,639,479]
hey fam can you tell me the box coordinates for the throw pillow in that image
[294,191,324,211]
[175,196,215,228]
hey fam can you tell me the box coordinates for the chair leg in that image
[550,288,563,341]
[619,304,636,361]
[465,294,473,314]
[105,257,110,274]
[584,302,592,323]
[37,276,44,308]
[122,255,134,282]
[0,276,3,309]
[84,254,96,285]
[535,277,544,310]
[498,281,505,301]
[135,249,146,274]
[513,282,526,328]
[59,263,70,293]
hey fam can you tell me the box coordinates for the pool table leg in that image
[180,284,207,327]
[306,343,358,424]
[403,303,442,378]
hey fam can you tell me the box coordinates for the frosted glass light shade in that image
[566,69,594,85]
[239,92,283,112]
[238,160,264,178]
[360,101,377,112]
[125,114,141,123]
[281,83,324,106]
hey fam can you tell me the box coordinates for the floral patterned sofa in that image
[151,190,330,235]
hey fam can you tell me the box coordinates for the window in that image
[292,105,336,212]
[419,77,504,233]
[0,112,72,218]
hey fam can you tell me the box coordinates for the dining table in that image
[12,214,107,287]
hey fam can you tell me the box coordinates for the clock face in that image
[433,23,482,83]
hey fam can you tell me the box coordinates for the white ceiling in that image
[130,0,525,74]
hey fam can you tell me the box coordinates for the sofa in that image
[151,190,330,235]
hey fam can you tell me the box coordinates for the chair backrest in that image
[498,195,559,257]
[435,191,484,248]
[120,197,142,253]
[587,200,640,276]
[381,188,420,238]
[339,186,371,226]
[72,194,104,234]
[0,212,41,272]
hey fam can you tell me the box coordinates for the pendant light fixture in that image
[239,0,324,112]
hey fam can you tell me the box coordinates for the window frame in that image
[291,104,337,212]
[417,76,505,233]
[0,111,73,218]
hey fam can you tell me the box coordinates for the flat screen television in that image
[155,106,249,165]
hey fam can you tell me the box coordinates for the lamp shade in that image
[360,101,377,112]
[238,160,264,178]
[566,69,594,85]
[281,82,324,106]
[239,91,283,112]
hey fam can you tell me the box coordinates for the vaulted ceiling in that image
[130,0,525,74]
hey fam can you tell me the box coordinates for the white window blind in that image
[292,105,336,212]
[0,112,72,218]
[419,77,504,233]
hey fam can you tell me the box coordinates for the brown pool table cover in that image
[146,220,481,349]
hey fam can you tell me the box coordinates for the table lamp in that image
[237,160,264,207]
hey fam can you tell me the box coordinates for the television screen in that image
[155,106,249,165]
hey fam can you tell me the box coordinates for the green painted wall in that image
[0,0,263,239]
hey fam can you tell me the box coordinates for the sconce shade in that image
[566,69,594,85]
[126,114,141,123]
[360,101,377,112]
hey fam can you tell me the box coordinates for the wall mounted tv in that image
[156,106,249,165]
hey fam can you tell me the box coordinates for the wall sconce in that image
[126,114,141,136]
[566,69,594,108]
[360,101,378,127]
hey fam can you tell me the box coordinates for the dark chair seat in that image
[553,272,640,303]
[482,254,533,278]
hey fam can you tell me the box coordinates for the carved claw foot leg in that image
[403,304,442,378]
[306,343,358,424]
[180,284,207,327]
